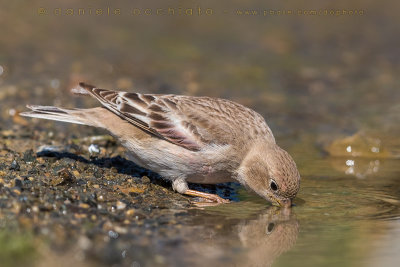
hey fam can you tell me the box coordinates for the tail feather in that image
[22,82,104,127]
[20,105,93,126]
[70,82,96,96]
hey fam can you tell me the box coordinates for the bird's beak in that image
[261,190,292,208]
[277,198,292,208]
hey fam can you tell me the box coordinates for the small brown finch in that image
[21,83,300,207]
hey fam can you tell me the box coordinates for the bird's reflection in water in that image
[236,206,299,267]
[186,205,299,267]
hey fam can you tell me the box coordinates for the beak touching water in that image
[276,198,292,208]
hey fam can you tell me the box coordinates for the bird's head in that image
[237,141,300,208]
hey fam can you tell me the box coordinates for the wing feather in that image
[76,82,274,151]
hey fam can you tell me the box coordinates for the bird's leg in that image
[172,178,230,204]
[184,189,230,204]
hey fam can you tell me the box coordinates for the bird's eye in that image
[266,223,275,234]
[270,180,278,191]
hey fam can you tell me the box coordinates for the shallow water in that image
[1,0,400,266]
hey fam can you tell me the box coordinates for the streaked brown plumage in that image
[21,82,301,207]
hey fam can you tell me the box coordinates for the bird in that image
[20,82,300,207]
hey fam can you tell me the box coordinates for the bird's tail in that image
[20,105,97,126]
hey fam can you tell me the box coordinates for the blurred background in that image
[0,0,400,266]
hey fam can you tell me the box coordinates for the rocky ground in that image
[0,117,229,266]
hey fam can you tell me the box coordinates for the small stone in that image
[74,213,87,219]
[11,187,21,195]
[36,158,45,164]
[125,209,135,216]
[108,230,119,239]
[79,203,90,209]
[14,178,23,188]
[53,168,76,186]
[9,160,20,171]
[114,226,128,234]
[116,200,126,210]
[94,169,103,178]
[88,144,100,156]
[76,179,87,186]
[59,158,75,165]
[23,149,36,163]
[39,203,53,211]
[141,176,151,184]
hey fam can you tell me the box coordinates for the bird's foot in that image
[184,189,230,206]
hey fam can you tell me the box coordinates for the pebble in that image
[125,209,135,216]
[94,169,103,178]
[14,178,23,188]
[9,160,20,171]
[23,149,36,163]
[141,176,151,184]
[88,144,100,156]
[79,203,90,209]
[11,187,21,195]
[52,168,76,186]
[116,200,127,210]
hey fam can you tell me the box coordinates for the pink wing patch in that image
[79,83,204,151]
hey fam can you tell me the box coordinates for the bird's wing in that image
[76,82,274,151]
